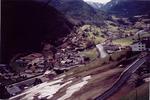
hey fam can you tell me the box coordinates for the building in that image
[130,37,150,51]
[103,45,120,54]
[130,42,146,51]
[142,37,150,51]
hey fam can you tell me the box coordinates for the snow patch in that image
[58,76,91,100]
[27,79,63,92]
[10,79,72,100]
[54,74,66,80]
[44,70,51,75]
[21,80,72,100]
[67,77,74,81]
[84,0,111,4]
[83,76,91,81]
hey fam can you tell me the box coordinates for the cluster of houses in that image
[12,53,46,78]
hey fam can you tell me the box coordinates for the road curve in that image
[94,55,148,100]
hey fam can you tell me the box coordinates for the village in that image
[0,14,150,99]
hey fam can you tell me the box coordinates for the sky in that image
[83,0,111,4]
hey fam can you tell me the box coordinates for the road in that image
[94,55,148,100]
[96,44,108,58]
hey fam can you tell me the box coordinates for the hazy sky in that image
[83,0,111,4]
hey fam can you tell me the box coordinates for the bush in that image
[86,41,95,49]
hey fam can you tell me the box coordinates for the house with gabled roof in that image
[130,37,150,51]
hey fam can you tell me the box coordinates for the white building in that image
[130,37,150,51]
[130,42,146,51]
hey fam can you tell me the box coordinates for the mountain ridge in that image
[85,1,103,9]
[47,0,108,25]
[103,0,150,17]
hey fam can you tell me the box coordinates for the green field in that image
[113,37,133,46]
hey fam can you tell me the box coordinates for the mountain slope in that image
[1,0,74,63]
[85,1,103,9]
[48,0,107,25]
[104,0,150,16]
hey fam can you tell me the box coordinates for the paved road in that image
[94,55,148,100]
[96,44,108,58]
